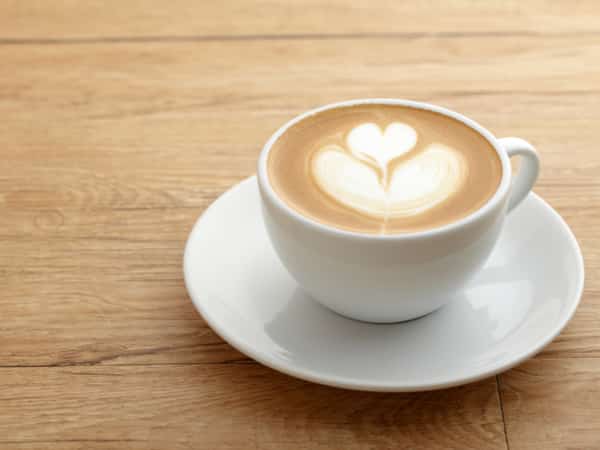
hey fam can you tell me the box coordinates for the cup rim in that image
[257,98,512,240]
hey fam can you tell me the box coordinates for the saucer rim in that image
[183,176,585,392]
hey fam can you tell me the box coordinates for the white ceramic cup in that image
[257,99,539,323]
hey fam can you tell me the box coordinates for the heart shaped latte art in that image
[311,122,467,218]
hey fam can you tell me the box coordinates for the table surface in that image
[2,1,599,449]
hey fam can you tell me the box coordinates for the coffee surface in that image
[267,104,502,234]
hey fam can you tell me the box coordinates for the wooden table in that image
[1,2,599,448]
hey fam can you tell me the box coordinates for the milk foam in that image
[311,122,467,219]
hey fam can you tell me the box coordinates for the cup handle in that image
[497,137,540,213]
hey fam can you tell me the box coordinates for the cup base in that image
[313,297,443,324]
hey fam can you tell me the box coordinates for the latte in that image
[267,104,502,234]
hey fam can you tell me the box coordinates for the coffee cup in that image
[257,99,539,323]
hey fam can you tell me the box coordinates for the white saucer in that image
[184,177,584,392]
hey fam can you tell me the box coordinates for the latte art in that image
[311,123,467,219]
[347,122,417,185]
[267,104,502,234]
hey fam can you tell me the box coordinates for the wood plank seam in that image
[496,375,511,450]
[0,360,255,369]
[2,29,600,46]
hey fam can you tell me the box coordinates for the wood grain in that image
[2,0,600,40]
[500,358,600,450]
[1,1,599,448]
[0,366,505,450]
